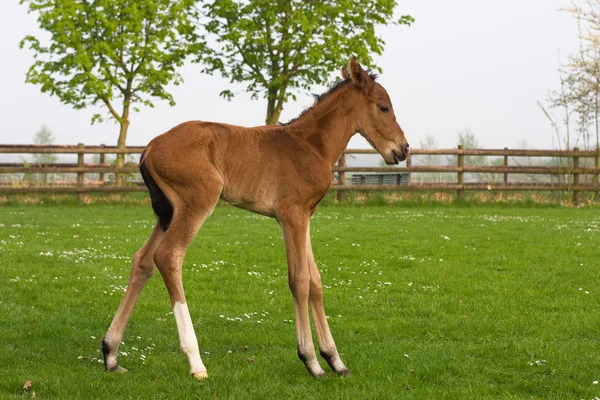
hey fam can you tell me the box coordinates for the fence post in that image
[503,147,508,184]
[573,147,579,205]
[42,163,48,185]
[77,143,85,201]
[406,150,412,185]
[337,152,346,202]
[457,144,464,201]
[99,144,106,186]
[592,147,600,197]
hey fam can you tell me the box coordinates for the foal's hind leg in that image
[102,223,164,371]
[306,223,349,376]
[153,189,221,379]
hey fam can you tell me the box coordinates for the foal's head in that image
[342,58,410,164]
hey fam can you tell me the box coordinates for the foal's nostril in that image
[401,143,410,156]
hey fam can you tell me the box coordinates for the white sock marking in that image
[173,301,206,374]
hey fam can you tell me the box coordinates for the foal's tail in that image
[140,148,173,232]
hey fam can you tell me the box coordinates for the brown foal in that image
[102,58,410,378]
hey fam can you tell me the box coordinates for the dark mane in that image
[280,71,379,126]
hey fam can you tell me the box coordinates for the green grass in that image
[1,204,599,399]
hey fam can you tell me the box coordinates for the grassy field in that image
[1,203,599,399]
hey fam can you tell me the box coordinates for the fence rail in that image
[1,144,599,202]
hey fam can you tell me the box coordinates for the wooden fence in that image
[1,144,599,202]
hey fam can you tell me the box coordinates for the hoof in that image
[107,365,127,373]
[336,368,351,377]
[310,367,327,379]
[192,371,208,380]
[313,371,328,379]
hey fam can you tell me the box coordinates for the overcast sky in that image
[0,0,582,150]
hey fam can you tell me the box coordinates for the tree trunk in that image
[265,88,280,125]
[115,118,129,187]
[266,107,282,125]
[265,83,287,125]
[596,85,599,151]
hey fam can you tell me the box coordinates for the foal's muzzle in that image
[392,143,410,164]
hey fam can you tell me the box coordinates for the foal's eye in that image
[378,105,389,114]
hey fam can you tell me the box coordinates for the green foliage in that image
[201,0,413,124]
[20,0,203,126]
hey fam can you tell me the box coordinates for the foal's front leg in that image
[306,224,350,376]
[279,210,326,377]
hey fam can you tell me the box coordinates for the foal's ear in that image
[341,66,350,80]
[348,57,374,93]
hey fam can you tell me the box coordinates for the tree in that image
[32,124,58,164]
[450,128,491,183]
[20,0,204,182]
[21,124,58,184]
[563,1,600,152]
[539,55,573,153]
[201,0,413,125]
[419,134,440,166]
[541,1,600,152]
[456,127,486,165]
[417,134,446,183]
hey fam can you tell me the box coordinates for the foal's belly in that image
[229,200,276,218]
[220,187,277,218]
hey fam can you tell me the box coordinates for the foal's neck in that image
[287,87,357,166]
